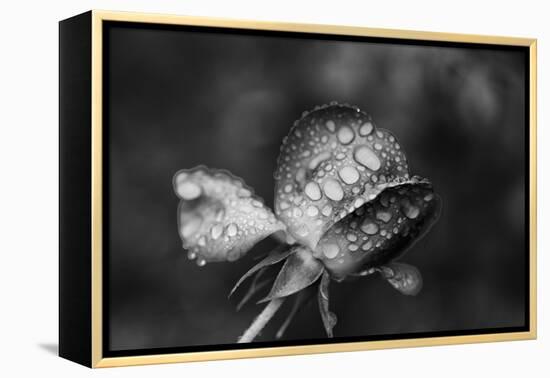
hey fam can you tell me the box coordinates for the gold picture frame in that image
[59,10,537,368]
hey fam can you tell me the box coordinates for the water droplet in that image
[374,143,383,151]
[177,181,202,200]
[306,206,319,217]
[360,221,379,235]
[280,201,290,210]
[424,193,434,202]
[304,181,322,201]
[346,233,357,242]
[197,235,206,246]
[226,223,238,237]
[359,122,373,136]
[293,207,304,217]
[321,204,332,217]
[348,244,359,252]
[337,125,355,145]
[322,243,340,259]
[325,120,336,132]
[323,179,344,201]
[211,224,223,240]
[284,184,293,193]
[187,250,197,260]
[403,204,420,219]
[376,211,392,223]
[338,166,360,185]
[380,230,387,236]
[197,258,206,267]
[371,175,378,183]
[354,198,365,208]
[361,241,373,251]
[354,145,381,171]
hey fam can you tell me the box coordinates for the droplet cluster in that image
[273,103,409,249]
[313,177,440,279]
[173,167,284,266]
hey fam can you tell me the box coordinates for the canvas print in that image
[104,22,528,355]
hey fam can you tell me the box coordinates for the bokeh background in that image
[105,23,527,352]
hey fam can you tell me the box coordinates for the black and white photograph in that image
[101,20,530,355]
[4,0,548,376]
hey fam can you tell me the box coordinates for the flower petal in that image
[318,270,337,337]
[259,246,324,302]
[313,177,441,279]
[173,166,285,266]
[379,263,423,296]
[274,103,409,250]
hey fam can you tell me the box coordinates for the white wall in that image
[0,0,546,376]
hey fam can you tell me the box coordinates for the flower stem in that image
[238,297,285,343]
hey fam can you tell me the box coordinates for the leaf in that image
[314,177,441,280]
[318,270,337,337]
[380,262,423,296]
[173,166,285,266]
[236,275,271,311]
[273,103,410,250]
[259,246,324,303]
[229,245,295,297]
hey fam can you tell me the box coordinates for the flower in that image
[173,103,441,342]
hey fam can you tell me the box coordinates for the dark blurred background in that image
[105,23,527,352]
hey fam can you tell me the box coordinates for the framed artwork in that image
[59,10,537,368]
